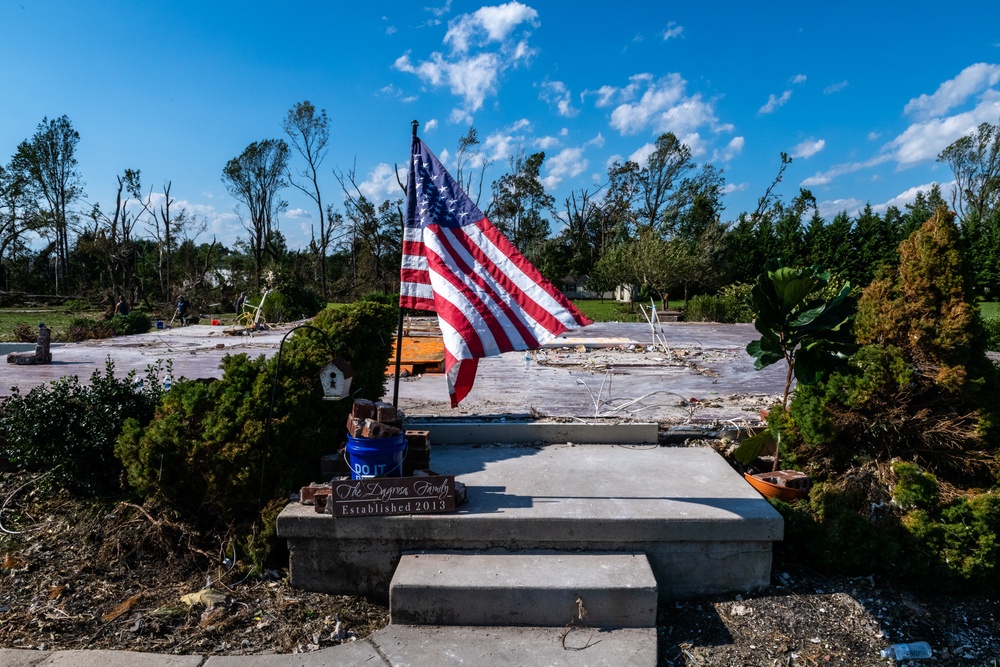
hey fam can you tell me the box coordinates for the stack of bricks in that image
[403,429,431,476]
[346,399,404,439]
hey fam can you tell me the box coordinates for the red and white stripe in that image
[400,216,590,407]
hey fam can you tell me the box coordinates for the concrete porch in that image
[277,443,783,604]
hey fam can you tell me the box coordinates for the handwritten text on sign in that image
[332,476,455,517]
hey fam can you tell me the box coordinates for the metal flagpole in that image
[392,119,419,408]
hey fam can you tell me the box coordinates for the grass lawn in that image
[573,299,1000,324]
[571,299,687,323]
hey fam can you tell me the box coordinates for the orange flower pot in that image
[744,471,809,501]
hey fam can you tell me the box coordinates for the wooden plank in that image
[331,475,455,517]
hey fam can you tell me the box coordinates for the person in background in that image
[235,291,247,316]
[176,295,190,325]
[114,295,130,316]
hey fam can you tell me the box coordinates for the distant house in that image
[561,275,613,300]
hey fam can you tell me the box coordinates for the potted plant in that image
[735,259,855,500]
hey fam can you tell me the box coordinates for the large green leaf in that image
[733,429,776,465]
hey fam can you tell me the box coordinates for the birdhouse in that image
[320,358,354,400]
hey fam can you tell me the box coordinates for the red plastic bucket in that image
[346,434,407,479]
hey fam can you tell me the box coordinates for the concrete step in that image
[279,445,784,602]
[389,552,658,628]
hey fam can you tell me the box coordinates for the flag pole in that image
[392,119,419,408]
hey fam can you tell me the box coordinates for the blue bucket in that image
[346,434,407,479]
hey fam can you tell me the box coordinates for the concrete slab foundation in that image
[278,444,783,603]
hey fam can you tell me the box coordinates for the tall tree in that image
[11,115,83,294]
[0,162,41,290]
[487,150,553,254]
[634,132,694,234]
[222,139,290,289]
[938,119,1000,226]
[283,101,332,296]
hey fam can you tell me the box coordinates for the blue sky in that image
[3,1,1000,249]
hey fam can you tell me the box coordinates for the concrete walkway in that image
[0,624,656,666]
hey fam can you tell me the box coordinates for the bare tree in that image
[283,101,332,296]
[222,139,290,289]
[88,169,152,301]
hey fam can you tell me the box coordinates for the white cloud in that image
[662,22,683,41]
[541,147,588,191]
[444,2,538,53]
[800,155,892,187]
[483,130,523,162]
[758,90,792,114]
[867,131,881,141]
[592,85,618,108]
[285,208,312,220]
[904,62,1000,120]
[681,132,706,157]
[605,154,623,169]
[824,80,848,94]
[386,25,397,36]
[424,118,439,133]
[791,138,825,159]
[587,133,605,148]
[713,136,744,162]
[358,163,405,202]
[886,94,1000,166]
[535,135,559,150]
[449,108,473,124]
[791,74,807,84]
[723,182,748,194]
[395,2,538,112]
[540,80,576,117]
[606,73,728,140]
[510,118,531,132]
[629,142,656,166]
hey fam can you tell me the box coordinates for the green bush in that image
[0,359,167,494]
[684,284,754,323]
[64,317,116,342]
[260,285,325,323]
[110,311,152,336]
[982,316,1000,352]
[116,300,397,526]
[63,298,90,313]
[772,463,1000,592]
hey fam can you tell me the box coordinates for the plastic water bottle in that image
[164,375,172,391]
[881,641,932,660]
[524,351,531,370]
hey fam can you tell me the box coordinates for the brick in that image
[360,418,403,439]
[351,398,375,420]
[300,482,332,505]
[346,415,363,437]
[404,430,430,450]
[313,492,330,513]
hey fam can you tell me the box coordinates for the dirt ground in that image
[2,463,997,666]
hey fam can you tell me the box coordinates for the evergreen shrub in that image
[110,311,152,336]
[116,300,397,526]
[0,359,166,494]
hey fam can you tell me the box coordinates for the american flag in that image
[400,136,592,407]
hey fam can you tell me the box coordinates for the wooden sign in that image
[331,475,456,517]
